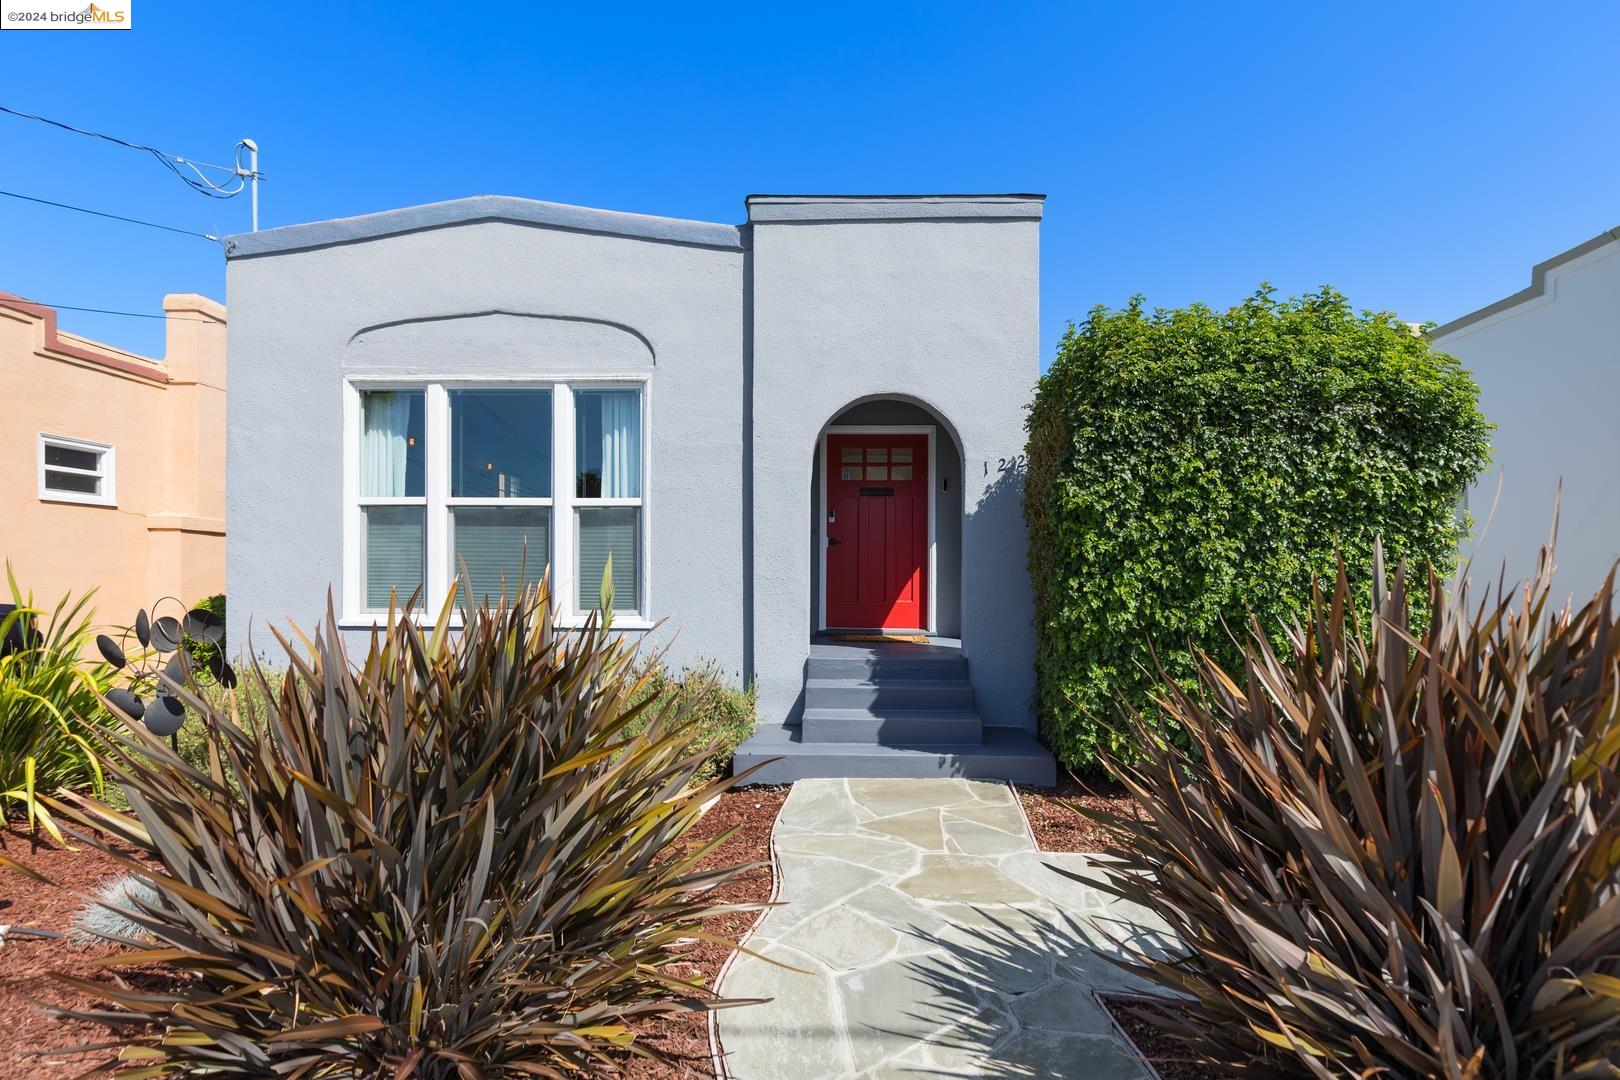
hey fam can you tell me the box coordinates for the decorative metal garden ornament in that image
[95,598,234,740]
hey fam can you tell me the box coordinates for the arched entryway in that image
[809,396,964,637]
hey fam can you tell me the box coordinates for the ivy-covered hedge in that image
[1024,288,1491,770]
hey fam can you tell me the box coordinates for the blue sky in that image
[3,1,1618,362]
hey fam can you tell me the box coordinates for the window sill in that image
[338,613,656,632]
[40,493,117,508]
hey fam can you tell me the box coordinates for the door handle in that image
[827,538,841,546]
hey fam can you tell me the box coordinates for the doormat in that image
[830,634,928,644]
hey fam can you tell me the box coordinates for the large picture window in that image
[346,380,645,623]
[449,389,552,606]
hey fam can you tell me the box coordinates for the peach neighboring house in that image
[1,291,227,638]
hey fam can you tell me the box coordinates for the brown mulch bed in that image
[0,825,171,1079]
[0,788,788,1080]
[617,784,787,1078]
[1106,997,1224,1079]
[1016,773,1142,854]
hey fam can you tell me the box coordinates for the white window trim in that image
[567,380,651,625]
[818,425,937,635]
[341,375,652,630]
[38,433,116,507]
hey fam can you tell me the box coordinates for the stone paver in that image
[716,778,1171,1078]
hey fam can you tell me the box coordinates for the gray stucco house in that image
[1428,225,1620,606]
[225,193,1054,783]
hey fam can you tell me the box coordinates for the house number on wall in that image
[983,455,1026,475]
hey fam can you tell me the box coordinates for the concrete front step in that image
[806,652,968,682]
[801,707,983,744]
[803,676,975,711]
[732,724,1056,784]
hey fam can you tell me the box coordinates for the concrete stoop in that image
[734,640,1055,784]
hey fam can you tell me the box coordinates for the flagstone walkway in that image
[714,778,1175,1079]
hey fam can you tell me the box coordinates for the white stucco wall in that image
[1430,234,1620,604]
[748,198,1042,731]
[226,208,747,673]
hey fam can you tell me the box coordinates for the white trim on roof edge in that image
[225,195,745,259]
[746,193,1045,223]
[1429,226,1620,340]
[225,193,1049,257]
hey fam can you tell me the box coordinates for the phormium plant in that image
[24,578,767,1075]
[0,566,114,840]
[1089,543,1620,1077]
[1024,287,1492,768]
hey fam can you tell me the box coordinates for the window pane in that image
[865,449,887,463]
[450,390,551,498]
[45,444,100,471]
[360,391,425,497]
[575,390,641,498]
[892,465,913,480]
[453,507,550,606]
[892,448,913,464]
[45,469,99,495]
[364,505,424,610]
[840,448,862,464]
[578,507,638,612]
[866,466,888,480]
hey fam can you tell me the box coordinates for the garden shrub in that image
[0,568,114,839]
[1091,544,1620,1076]
[180,591,226,674]
[37,582,764,1075]
[1024,287,1491,768]
[627,659,756,782]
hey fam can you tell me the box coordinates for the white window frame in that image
[346,384,430,616]
[818,425,937,634]
[342,375,651,630]
[38,433,116,507]
[444,382,556,612]
[567,381,650,624]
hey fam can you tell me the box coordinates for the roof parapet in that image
[745,193,1044,224]
[1429,226,1620,340]
[225,195,745,259]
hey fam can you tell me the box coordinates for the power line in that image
[0,188,221,242]
[3,299,220,323]
[0,104,253,199]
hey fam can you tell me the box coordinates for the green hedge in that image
[1024,288,1491,770]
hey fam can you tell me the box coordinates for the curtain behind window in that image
[362,391,412,497]
[576,390,640,499]
[599,391,640,498]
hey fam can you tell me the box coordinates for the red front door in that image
[825,433,928,630]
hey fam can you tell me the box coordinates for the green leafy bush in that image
[0,568,114,839]
[1024,287,1491,768]
[628,660,756,782]
[38,583,764,1075]
[181,591,226,674]
[1092,545,1620,1076]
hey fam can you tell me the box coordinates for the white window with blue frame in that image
[342,377,648,627]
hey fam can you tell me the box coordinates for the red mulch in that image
[616,785,787,1078]
[1016,773,1142,854]
[0,788,787,1080]
[0,825,170,1079]
[1106,997,1226,1079]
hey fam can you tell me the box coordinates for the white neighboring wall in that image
[1429,228,1620,604]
